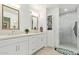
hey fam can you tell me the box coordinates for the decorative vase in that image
[40,27,43,32]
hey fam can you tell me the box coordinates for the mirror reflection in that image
[2,5,19,30]
[32,16,38,30]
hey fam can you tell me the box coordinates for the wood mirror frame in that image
[2,4,20,30]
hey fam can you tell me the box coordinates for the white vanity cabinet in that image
[0,36,28,55]
[28,34,43,54]
[0,39,17,55]
[41,32,47,47]
[0,44,17,55]
[15,36,28,55]
[0,32,46,55]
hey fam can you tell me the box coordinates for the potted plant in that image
[25,29,29,34]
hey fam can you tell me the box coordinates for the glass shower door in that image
[59,12,77,48]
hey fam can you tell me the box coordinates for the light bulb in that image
[64,8,68,12]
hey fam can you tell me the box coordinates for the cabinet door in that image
[22,41,28,55]
[0,43,17,55]
[41,32,47,47]
[47,30,54,47]
[35,35,42,50]
[29,36,37,54]
[17,41,28,55]
[29,35,43,54]
[16,37,28,55]
[0,39,17,55]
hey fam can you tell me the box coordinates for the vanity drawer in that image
[16,36,28,42]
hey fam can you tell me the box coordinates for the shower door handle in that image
[73,21,77,37]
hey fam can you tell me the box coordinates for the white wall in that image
[46,8,59,47]
[0,4,47,34]
[15,4,48,32]
[38,8,47,31]
[20,4,31,32]
[20,4,47,32]
[0,4,2,30]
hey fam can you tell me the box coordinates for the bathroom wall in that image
[20,4,47,32]
[20,4,31,32]
[0,4,47,34]
[0,4,2,30]
[46,8,59,47]
[38,8,47,31]
[29,4,47,31]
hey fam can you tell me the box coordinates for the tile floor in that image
[34,47,63,55]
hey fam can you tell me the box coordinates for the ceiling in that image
[29,4,79,14]
[30,4,79,8]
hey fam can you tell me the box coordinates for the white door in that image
[41,32,47,47]
[47,30,54,47]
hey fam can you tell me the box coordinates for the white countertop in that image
[0,32,46,41]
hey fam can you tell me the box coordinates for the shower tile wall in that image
[59,12,77,48]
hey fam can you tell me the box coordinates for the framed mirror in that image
[2,4,19,30]
[32,16,38,30]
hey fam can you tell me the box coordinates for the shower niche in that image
[47,15,52,30]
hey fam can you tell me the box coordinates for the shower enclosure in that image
[59,8,78,49]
